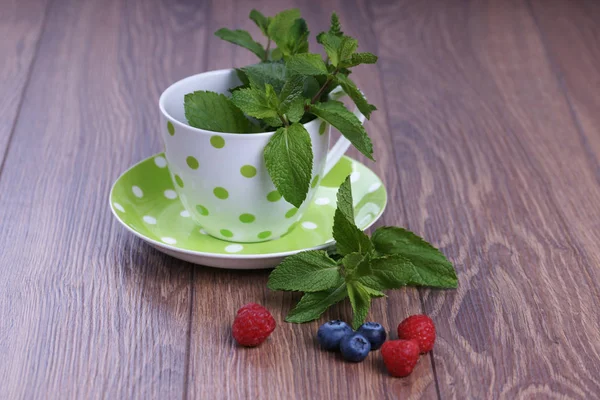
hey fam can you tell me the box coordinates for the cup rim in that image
[158,68,321,137]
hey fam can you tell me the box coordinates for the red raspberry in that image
[232,303,276,347]
[236,303,264,316]
[397,314,436,353]
[381,340,420,377]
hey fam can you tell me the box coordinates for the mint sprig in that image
[267,176,458,329]
[184,10,379,209]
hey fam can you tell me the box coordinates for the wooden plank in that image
[368,0,600,398]
[186,1,436,398]
[0,0,48,168]
[0,0,211,397]
[529,0,600,173]
[527,0,600,270]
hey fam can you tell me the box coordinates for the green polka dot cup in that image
[159,69,365,243]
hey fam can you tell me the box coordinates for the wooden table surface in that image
[2,0,600,398]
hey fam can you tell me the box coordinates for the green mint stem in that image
[279,113,289,127]
[264,38,271,62]
[311,68,338,104]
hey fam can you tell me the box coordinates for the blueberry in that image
[340,333,371,362]
[357,322,387,350]
[317,320,353,351]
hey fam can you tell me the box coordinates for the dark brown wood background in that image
[1,0,599,398]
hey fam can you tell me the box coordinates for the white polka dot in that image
[314,197,330,205]
[225,244,243,253]
[302,221,318,230]
[360,202,381,215]
[161,237,177,245]
[357,214,374,228]
[350,171,360,183]
[113,202,125,212]
[154,156,167,168]
[143,215,157,224]
[132,186,143,198]
[367,182,381,193]
[180,210,190,218]
[164,189,177,199]
[199,229,208,235]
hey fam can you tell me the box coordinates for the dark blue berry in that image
[340,333,371,362]
[317,320,353,351]
[357,322,387,350]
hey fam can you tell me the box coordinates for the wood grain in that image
[0,0,48,168]
[529,0,600,173]
[0,0,207,397]
[1,0,600,398]
[368,0,600,398]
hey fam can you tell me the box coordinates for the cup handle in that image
[323,87,366,176]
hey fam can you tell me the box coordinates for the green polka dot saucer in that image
[109,153,387,269]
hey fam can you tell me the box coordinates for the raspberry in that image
[397,314,436,353]
[381,340,420,377]
[236,303,264,316]
[232,303,276,347]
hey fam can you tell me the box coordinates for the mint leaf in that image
[270,47,283,61]
[317,33,357,67]
[214,28,265,60]
[358,254,414,290]
[235,68,250,87]
[339,36,358,63]
[329,13,343,36]
[279,76,307,123]
[267,9,309,56]
[268,250,340,293]
[184,91,256,133]
[302,76,321,100]
[261,117,283,129]
[227,84,247,94]
[231,84,280,120]
[310,101,374,161]
[335,174,354,221]
[286,18,310,55]
[361,285,386,298]
[264,123,313,208]
[341,252,372,280]
[334,213,373,256]
[347,281,374,329]
[283,97,306,123]
[340,52,378,68]
[241,62,286,93]
[268,9,300,39]
[279,75,304,101]
[249,9,270,36]
[332,176,373,256]
[371,227,458,288]
[286,54,328,76]
[341,252,363,275]
[285,282,347,323]
[336,74,377,120]
[360,252,457,290]
[317,33,342,66]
